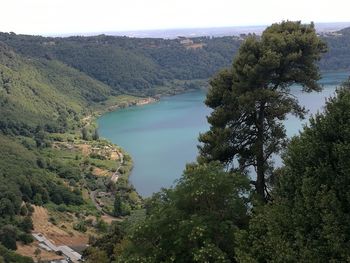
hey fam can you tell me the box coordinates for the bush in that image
[0,225,17,250]
[19,217,33,233]
[121,202,131,216]
[32,194,43,206]
[20,205,28,216]
[26,204,34,215]
[0,245,34,263]
[56,204,67,212]
[85,218,94,227]
[89,153,106,160]
[18,233,34,245]
[73,221,87,233]
[49,216,57,225]
[95,219,108,233]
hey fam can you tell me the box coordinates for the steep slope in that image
[0,31,349,99]
[0,43,142,261]
[0,33,242,95]
[0,43,117,262]
[0,42,112,133]
[319,27,350,70]
[0,43,109,220]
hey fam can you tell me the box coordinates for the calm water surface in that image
[98,71,349,196]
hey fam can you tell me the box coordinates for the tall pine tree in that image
[199,21,327,200]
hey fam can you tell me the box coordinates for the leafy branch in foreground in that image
[86,162,251,263]
[236,81,350,262]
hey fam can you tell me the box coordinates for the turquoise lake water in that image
[98,71,349,196]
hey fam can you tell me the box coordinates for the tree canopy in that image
[236,81,350,262]
[0,28,349,97]
[111,163,250,263]
[199,21,327,200]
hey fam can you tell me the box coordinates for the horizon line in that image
[3,21,350,38]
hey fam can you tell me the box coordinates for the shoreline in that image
[95,88,208,197]
[104,96,159,113]
[94,70,345,196]
[90,86,209,199]
[85,95,163,212]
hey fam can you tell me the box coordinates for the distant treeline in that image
[319,27,350,70]
[0,33,241,95]
[0,29,349,97]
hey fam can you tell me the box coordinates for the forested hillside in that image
[0,41,140,262]
[319,27,350,70]
[0,28,349,98]
[0,41,113,135]
[0,33,242,95]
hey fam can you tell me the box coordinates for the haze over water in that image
[98,71,349,196]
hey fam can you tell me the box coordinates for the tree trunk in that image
[256,102,266,201]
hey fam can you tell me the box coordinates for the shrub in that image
[73,221,87,233]
[18,233,34,245]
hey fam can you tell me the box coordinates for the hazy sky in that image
[1,0,349,35]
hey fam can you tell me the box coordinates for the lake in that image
[98,71,349,196]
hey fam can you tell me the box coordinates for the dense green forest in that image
[0,33,242,95]
[0,21,350,262]
[0,27,349,96]
[0,41,113,134]
[319,27,350,70]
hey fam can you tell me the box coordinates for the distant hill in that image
[0,26,349,133]
[319,27,350,71]
[52,22,350,39]
[339,26,350,35]
[0,29,349,100]
[0,33,241,95]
